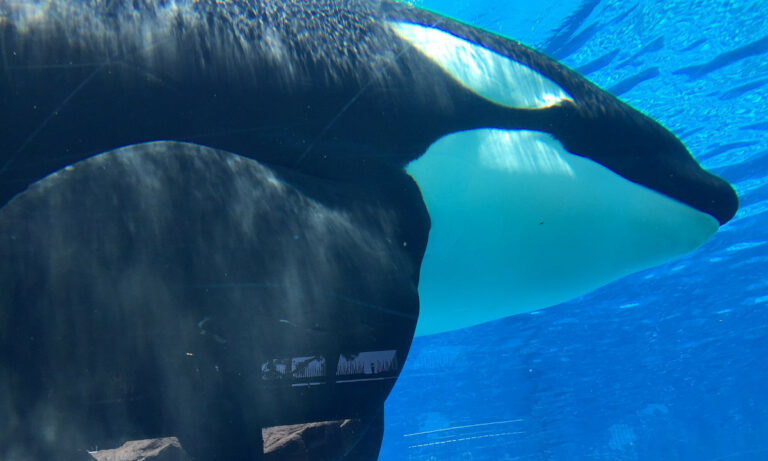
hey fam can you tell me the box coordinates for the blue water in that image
[381,1,768,459]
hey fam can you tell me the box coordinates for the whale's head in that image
[389,21,737,335]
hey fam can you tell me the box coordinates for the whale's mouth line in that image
[387,20,736,226]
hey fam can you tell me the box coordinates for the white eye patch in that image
[390,22,573,109]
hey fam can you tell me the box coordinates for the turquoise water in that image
[382,1,768,459]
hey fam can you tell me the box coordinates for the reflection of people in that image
[370,363,375,374]
[261,361,276,380]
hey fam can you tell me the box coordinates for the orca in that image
[0,0,738,459]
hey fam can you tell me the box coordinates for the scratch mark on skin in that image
[1,67,101,174]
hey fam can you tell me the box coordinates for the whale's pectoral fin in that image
[0,141,428,453]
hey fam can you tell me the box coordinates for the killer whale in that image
[0,0,738,459]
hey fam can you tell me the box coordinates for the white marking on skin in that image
[408,128,719,336]
[390,22,572,109]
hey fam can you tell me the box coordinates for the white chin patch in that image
[389,21,572,109]
[407,129,719,336]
